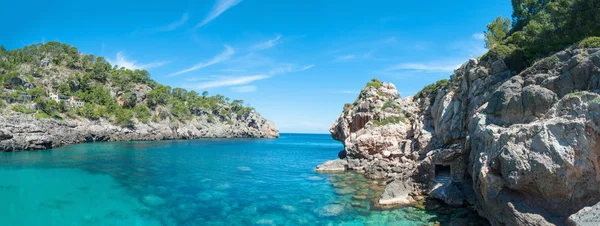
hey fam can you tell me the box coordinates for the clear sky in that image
[2,0,512,134]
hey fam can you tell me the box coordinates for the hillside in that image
[0,42,279,151]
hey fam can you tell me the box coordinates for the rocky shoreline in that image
[0,111,279,152]
[318,46,600,225]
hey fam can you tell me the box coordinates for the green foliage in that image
[114,108,134,127]
[485,16,511,49]
[1,42,258,126]
[577,36,600,48]
[373,116,406,126]
[381,101,398,110]
[146,84,170,107]
[483,0,600,72]
[133,104,151,123]
[365,78,383,89]
[12,104,36,114]
[77,103,101,119]
[170,101,191,120]
[58,83,70,95]
[590,97,600,104]
[35,112,51,120]
[415,79,450,99]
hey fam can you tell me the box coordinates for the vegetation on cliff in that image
[482,0,600,72]
[0,42,255,127]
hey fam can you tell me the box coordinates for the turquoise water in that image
[0,134,478,225]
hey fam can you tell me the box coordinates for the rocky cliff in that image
[318,46,600,225]
[0,110,278,151]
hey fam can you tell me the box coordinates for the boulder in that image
[567,202,600,226]
[378,180,415,206]
[315,159,347,172]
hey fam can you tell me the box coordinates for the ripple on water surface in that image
[0,134,486,225]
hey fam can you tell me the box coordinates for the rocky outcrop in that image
[0,110,279,151]
[319,46,600,225]
[315,159,348,172]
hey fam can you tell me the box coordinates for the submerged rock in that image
[142,195,165,207]
[314,204,345,217]
[378,180,415,206]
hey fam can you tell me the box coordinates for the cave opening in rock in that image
[434,164,451,183]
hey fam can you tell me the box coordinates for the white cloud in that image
[110,51,169,70]
[473,33,485,41]
[335,54,356,62]
[195,0,242,28]
[169,45,235,76]
[250,35,282,51]
[188,64,313,90]
[196,75,269,89]
[385,62,462,73]
[155,13,189,32]
[298,64,315,71]
[231,85,257,92]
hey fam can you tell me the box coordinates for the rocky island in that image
[318,0,600,225]
[0,43,279,151]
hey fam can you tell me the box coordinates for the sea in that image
[0,133,484,225]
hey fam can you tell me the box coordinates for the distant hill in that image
[0,42,279,151]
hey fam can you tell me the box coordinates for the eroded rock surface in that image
[0,110,279,151]
[319,46,600,225]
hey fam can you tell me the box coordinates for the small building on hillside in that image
[69,96,84,107]
[48,92,84,107]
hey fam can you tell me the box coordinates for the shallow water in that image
[0,134,483,225]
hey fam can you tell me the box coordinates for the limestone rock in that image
[567,202,600,226]
[379,180,415,206]
[321,47,600,226]
[315,159,347,172]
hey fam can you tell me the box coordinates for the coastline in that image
[0,113,279,152]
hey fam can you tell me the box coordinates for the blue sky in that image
[2,0,512,133]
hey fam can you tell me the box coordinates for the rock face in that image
[0,110,279,151]
[319,46,600,225]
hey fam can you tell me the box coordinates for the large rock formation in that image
[0,110,278,151]
[318,46,600,225]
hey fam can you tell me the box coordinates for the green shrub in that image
[133,104,151,123]
[373,115,406,126]
[12,104,36,114]
[114,108,134,127]
[381,101,398,110]
[35,112,51,120]
[365,78,383,89]
[577,37,600,48]
[415,79,450,99]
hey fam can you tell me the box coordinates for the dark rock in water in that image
[425,198,442,211]
[338,150,347,159]
[378,180,415,206]
[448,218,469,226]
[429,182,465,206]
